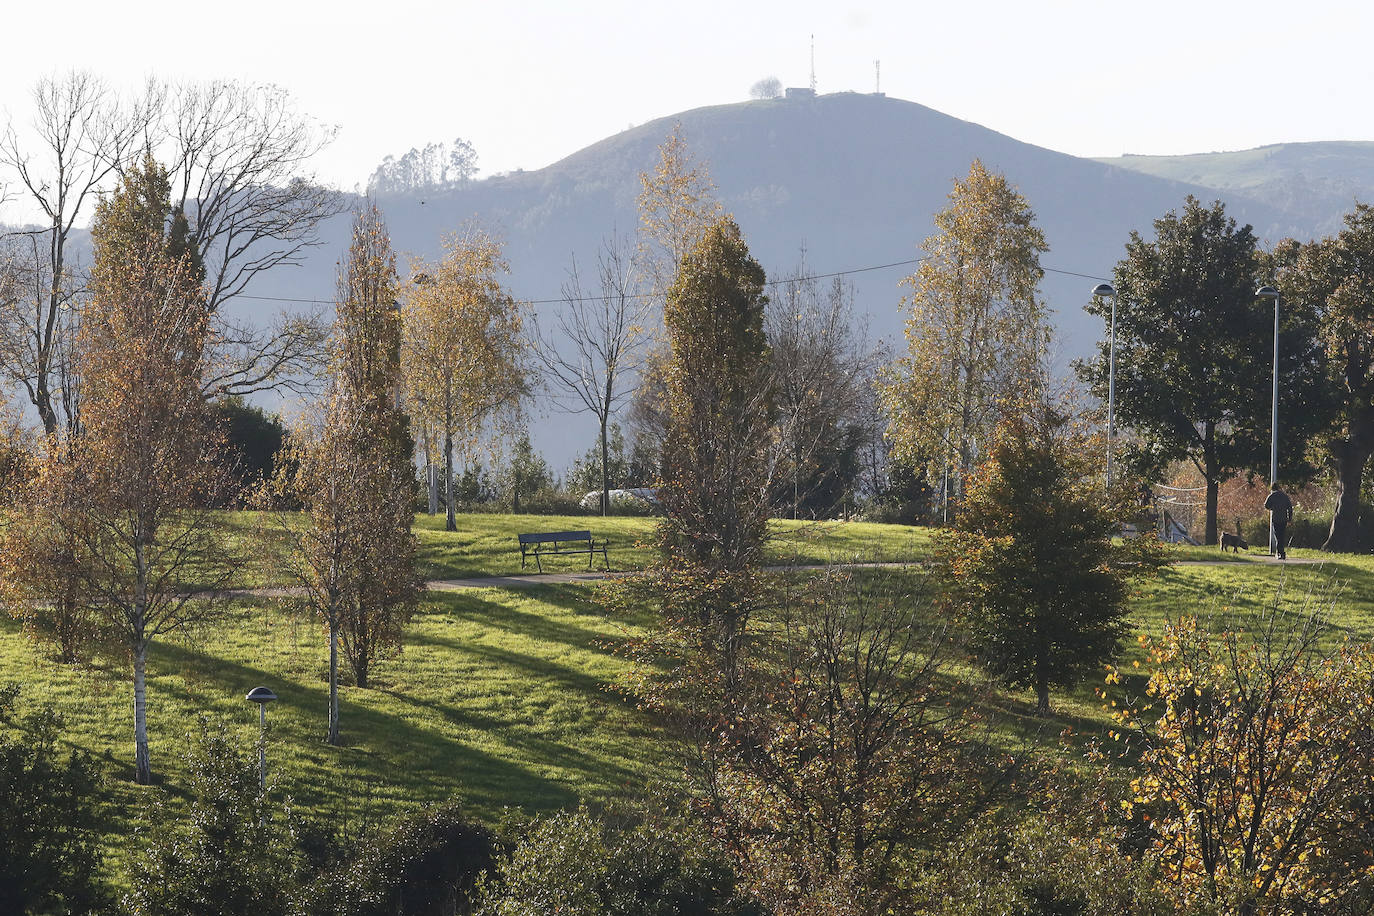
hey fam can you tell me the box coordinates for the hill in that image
[37,94,1355,465]
[1096,141,1374,237]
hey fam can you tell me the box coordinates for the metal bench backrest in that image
[518,530,592,545]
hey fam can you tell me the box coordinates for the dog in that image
[1220,532,1249,553]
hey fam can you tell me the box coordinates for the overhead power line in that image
[232,254,1109,308]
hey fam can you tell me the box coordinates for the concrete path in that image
[425,561,919,591]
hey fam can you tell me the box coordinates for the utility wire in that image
[231,253,1109,308]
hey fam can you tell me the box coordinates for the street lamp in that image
[245,686,278,791]
[1256,285,1281,555]
[1092,283,1118,490]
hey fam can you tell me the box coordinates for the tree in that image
[880,160,1050,514]
[749,77,783,100]
[276,204,420,743]
[25,153,236,784]
[497,431,554,513]
[637,124,723,299]
[656,216,774,672]
[0,684,108,915]
[616,570,971,913]
[939,399,1163,715]
[211,395,287,500]
[0,71,142,435]
[1278,205,1374,552]
[151,79,342,399]
[1077,197,1322,545]
[401,227,524,531]
[533,235,651,515]
[766,258,873,519]
[367,137,479,194]
[1118,605,1374,914]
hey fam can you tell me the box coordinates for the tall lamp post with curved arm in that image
[1256,285,1281,553]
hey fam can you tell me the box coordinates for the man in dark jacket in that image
[1263,483,1294,560]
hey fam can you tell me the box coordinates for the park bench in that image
[517,530,609,573]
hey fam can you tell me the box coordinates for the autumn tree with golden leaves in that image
[2,153,235,785]
[1117,605,1374,914]
[881,160,1050,512]
[275,203,420,745]
[401,227,524,531]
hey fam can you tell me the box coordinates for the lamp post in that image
[245,686,278,791]
[1092,283,1118,490]
[1256,285,1281,554]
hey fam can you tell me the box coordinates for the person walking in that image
[1263,482,1294,560]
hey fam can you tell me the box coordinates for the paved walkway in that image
[426,561,918,591]
[1175,555,1327,567]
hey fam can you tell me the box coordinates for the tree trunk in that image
[426,460,439,515]
[327,621,339,746]
[133,641,151,784]
[1204,477,1219,546]
[444,428,456,533]
[600,414,610,517]
[1325,420,1373,552]
[1035,656,1050,717]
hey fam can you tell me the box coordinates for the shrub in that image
[0,684,108,916]
[123,721,300,916]
[476,807,756,916]
[296,802,494,916]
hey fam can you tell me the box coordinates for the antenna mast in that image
[875,60,880,93]
[810,34,816,93]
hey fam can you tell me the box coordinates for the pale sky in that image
[1,0,1369,194]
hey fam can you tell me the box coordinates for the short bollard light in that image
[245,686,278,791]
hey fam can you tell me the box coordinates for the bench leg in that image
[535,550,543,574]
[600,542,609,571]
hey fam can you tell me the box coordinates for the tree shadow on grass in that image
[145,639,580,814]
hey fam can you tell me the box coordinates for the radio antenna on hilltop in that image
[875,59,880,93]
[810,34,816,93]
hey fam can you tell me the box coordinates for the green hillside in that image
[4,511,1372,886]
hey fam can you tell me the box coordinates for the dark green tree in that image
[1077,196,1321,545]
[499,430,554,513]
[939,401,1163,715]
[212,395,287,500]
[1278,205,1374,552]
[0,685,108,916]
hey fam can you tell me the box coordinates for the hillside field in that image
[3,511,1372,881]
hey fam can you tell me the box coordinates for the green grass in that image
[0,583,670,877]
[8,512,1374,886]
[410,512,930,581]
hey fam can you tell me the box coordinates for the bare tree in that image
[533,235,652,514]
[145,79,342,398]
[0,72,142,435]
[766,256,875,519]
[749,76,783,100]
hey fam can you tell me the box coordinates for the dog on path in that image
[1220,532,1249,553]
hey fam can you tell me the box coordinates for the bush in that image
[123,721,300,916]
[0,684,108,916]
[296,802,494,916]
[476,807,756,916]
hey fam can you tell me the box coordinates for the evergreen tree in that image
[939,400,1163,715]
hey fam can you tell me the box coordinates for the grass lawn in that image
[0,583,671,876]
[7,510,1374,885]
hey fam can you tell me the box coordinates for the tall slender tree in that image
[21,153,234,784]
[533,235,650,516]
[277,204,420,744]
[880,160,1049,513]
[656,216,773,675]
[401,228,524,531]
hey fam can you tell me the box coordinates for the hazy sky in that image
[1,0,1369,192]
